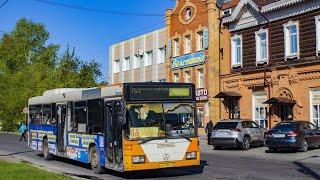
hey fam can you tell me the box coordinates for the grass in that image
[0,161,70,180]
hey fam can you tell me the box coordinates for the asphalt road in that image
[1,133,320,180]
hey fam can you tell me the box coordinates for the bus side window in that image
[73,101,87,133]
[42,104,52,125]
[29,105,42,125]
[87,99,103,134]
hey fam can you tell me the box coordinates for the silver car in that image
[210,120,267,150]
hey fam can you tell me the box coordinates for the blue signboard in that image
[171,51,206,69]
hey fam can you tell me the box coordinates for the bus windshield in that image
[126,103,195,140]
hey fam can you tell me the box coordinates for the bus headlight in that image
[186,152,197,160]
[132,155,145,164]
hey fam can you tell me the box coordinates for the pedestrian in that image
[205,120,214,145]
[18,122,27,142]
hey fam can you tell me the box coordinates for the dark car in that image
[266,121,320,152]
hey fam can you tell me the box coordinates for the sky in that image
[0,0,176,82]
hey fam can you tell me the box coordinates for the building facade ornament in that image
[223,0,320,32]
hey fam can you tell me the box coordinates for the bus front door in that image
[105,101,123,166]
[57,104,67,152]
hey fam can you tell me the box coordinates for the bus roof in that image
[28,83,195,105]
[28,85,124,105]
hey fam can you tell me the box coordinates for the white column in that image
[109,46,114,84]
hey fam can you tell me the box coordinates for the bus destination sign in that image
[129,85,192,100]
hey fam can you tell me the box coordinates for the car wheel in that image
[242,137,250,150]
[269,147,277,152]
[43,138,53,160]
[300,139,309,152]
[90,147,104,174]
[214,145,221,150]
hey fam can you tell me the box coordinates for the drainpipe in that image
[218,10,222,120]
[258,6,273,129]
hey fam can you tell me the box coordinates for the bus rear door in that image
[57,103,67,152]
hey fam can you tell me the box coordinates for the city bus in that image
[28,83,200,173]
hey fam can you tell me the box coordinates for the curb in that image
[0,132,19,135]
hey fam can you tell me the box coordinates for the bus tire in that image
[43,138,53,160]
[90,147,104,174]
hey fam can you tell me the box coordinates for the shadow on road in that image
[46,154,206,179]
[0,150,34,156]
[118,160,206,179]
[293,161,320,179]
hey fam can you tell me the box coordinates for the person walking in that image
[18,122,27,142]
[205,120,213,145]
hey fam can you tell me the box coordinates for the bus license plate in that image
[159,162,175,168]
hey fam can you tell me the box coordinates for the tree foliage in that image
[0,18,102,131]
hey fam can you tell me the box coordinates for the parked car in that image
[266,121,320,152]
[210,120,267,150]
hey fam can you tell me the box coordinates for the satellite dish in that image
[216,0,224,9]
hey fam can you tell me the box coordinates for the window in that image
[197,107,204,127]
[173,73,179,83]
[185,71,191,83]
[133,55,140,69]
[72,101,87,133]
[145,51,153,66]
[198,68,204,88]
[255,29,269,64]
[123,57,130,71]
[253,94,268,128]
[315,16,320,55]
[284,21,299,58]
[114,59,120,73]
[231,35,242,67]
[87,99,103,134]
[311,90,320,127]
[222,9,232,17]
[197,31,204,51]
[158,47,166,64]
[174,38,180,57]
[185,35,191,54]
[42,104,52,125]
[29,105,43,124]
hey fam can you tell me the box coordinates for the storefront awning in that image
[263,97,297,105]
[214,91,242,98]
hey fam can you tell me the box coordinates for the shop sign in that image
[196,88,208,101]
[171,51,206,69]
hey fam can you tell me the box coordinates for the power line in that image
[0,0,8,9]
[31,0,164,17]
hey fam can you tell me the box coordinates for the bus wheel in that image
[90,147,104,174]
[43,139,53,160]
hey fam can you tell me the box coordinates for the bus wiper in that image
[139,137,165,144]
[177,134,192,142]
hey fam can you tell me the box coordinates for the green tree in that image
[0,18,102,131]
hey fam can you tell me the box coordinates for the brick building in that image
[166,0,221,127]
[219,0,320,128]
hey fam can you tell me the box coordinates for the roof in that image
[214,91,242,98]
[222,0,240,10]
[222,0,309,24]
[264,97,297,105]
[252,0,280,6]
